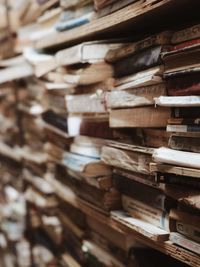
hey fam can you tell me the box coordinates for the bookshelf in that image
[35,0,200,49]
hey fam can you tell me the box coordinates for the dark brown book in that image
[169,135,200,153]
[114,173,176,211]
[114,46,164,78]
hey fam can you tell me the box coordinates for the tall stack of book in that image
[0,0,200,267]
[152,23,200,256]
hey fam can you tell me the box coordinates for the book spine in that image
[176,221,200,243]
[156,172,200,189]
[172,24,200,44]
[122,195,170,231]
[172,107,200,119]
[167,125,200,133]
[169,135,200,153]
[170,232,200,255]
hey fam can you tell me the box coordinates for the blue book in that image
[55,13,93,32]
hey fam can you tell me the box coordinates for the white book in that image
[153,147,200,169]
[56,41,122,66]
[155,96,200,107]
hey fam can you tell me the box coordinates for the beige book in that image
[0,62,33,84]
[122,195,170,231]
[24,47,57,77]
[109,106,170,128]
[114,66,163,90]
[107,83,166,108]
[66,91,107,113]
[101,145,152,174]
[64,63,114,85]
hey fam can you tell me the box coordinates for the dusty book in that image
[106,83,166,109]
[169,135,200,153]
[114,66,163,90]
[163,44,200,74]
[97,0,140,17]
[170,232,200,255]
[113,168,159,189]
[109,106,170,128]
[101,145,152,174]
[66,92,107,113]
[122,195,170,231]
[106,31,172,63]
[141,128,170,148]
[172,24,200,44]
[63,63,114,85]
[114,174,176,211]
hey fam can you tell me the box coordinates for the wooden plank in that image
[34,0,171,49]
[150,162,200,178]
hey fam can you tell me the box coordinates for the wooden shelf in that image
[34,0,200,50]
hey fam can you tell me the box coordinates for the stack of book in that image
[152,23,200,256]
[0,0,200,267]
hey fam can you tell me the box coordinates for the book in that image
[56,41,122,66]
[171,107,200,118]
[170,232,200,255]
[172,24,200,44]
[67,115,114,138]
[101,145,152,174]
[106,83,166,108]
[167,73,200,96]
[111,211,169,242]
[113,168,159,189]
[114,45,164,78]
[155,172,200,189]
[0,61,33,85]
[106,31,172,63]
[66,92,107,113]
[122,194,170,231]
[167,124,200,133]
[109,106,170,128]
[97,0,141,18]
[23,47,57,77]
[175,221,200,243]
[142,128,170,148]
[169,135,200,153]
[114,174,176,211]
[163,44,200,74]
[55,12,95,32]
[62,151,112,177]
[153,147,200,169]
[150,162,200,179]
[63,63,114,85]
[155,95,200,107]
